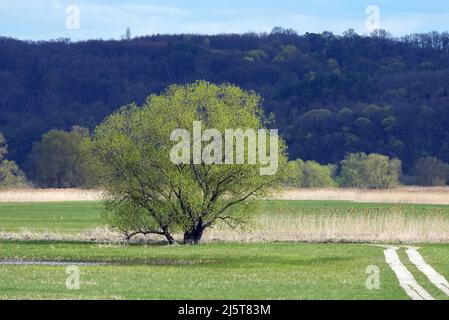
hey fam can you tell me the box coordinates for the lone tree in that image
[91,81,287,244]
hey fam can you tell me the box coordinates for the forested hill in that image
[2,29,449,173]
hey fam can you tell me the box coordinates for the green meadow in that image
[0,201,449,299]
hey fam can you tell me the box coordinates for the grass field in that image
[0,241,410,299]
[0,200,449,299]
[0,202,103,233]
[0,241,448,299]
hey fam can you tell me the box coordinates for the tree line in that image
[2,29,449,175]
[1,129,448,190]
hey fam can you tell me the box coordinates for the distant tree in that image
[271,27,286,34]
[281,159,336,188]
[0,133,7,161]
[122,27,132,41]
[244,49,268,62]
[27,129,91,188]
[71,125,90,137]
[343,28,358,38]
[281,160,304,187]
[0,133,27,188]
[0,160,27,188]
[339,153,401,189]
[91,82,287,244]
[363,154,401,189]
[274,45,299,61]
[338,153,367,188]
[413,156,449,186]
[299,109,333,131]
[301,161,336,188]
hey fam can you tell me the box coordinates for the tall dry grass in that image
[1,186,449,204]
[277,187,449,205]
[0,227,122,243]
[1,187,449,243]
[2,206,448,244]
[204,206,449,243]
[0,188,103,202]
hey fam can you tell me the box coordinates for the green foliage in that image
[338,153,367,188]
[299,109,333,131]
[363,154,401,189]
[339,153,401,189]
[301,161,336,188]
[413,156,449,186]
[0,133,27,188]
[282,160,304,187]
[0,133,6,162]
[281,159,336,188]
[27,129,93,188]
[274,45,299,61]
[0,160,27,188]
[244,49,268,62]
[91,81,287,244]
[337,108,354,124]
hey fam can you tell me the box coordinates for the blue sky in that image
[2,0,449,40]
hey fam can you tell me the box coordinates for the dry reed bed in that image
[0,227,122,243]
[1,207,449,244]
[1,187,449,204]
[206,207,449,243]
[277,187,449,205]
[1,187,449,243]
[0,189,103,202]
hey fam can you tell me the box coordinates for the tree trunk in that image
[162,226,177,245]
[183,224,205,245]
[165,233,177,245]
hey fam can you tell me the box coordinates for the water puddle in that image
[0,260,108,266]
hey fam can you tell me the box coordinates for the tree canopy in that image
[91,81,287,244]
[413,156,449,186]
[339,153,401,189]
[0,132,26,188]
[27,128,91,188]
